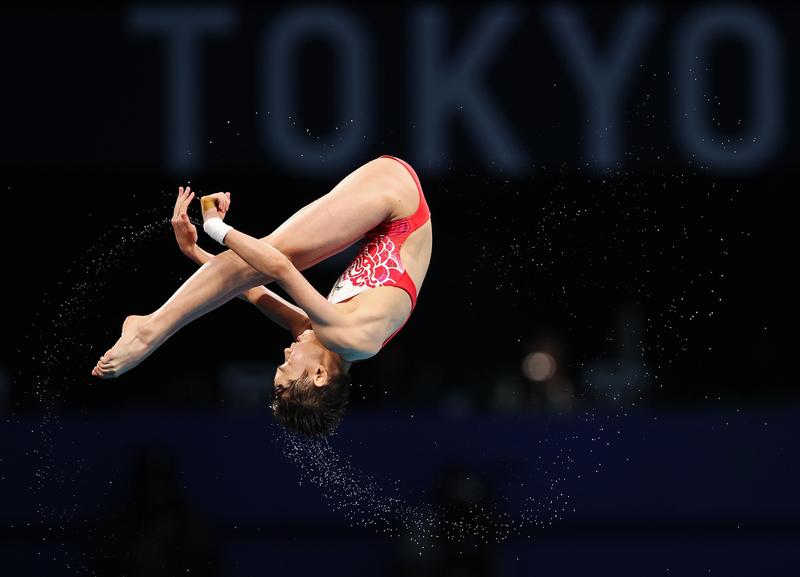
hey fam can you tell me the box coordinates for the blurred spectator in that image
[490,329,578,413]
[489,372,526,412]
[521,330,577,411]
[89,443,220,577]
[582,303,651,406]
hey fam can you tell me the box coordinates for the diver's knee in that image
[262,234,299,264]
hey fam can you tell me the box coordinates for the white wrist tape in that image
[203,217,233,245]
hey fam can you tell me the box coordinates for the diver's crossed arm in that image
[244,287,311,338]
[224,229,379,359]
[198,191,354,344]
[182,244,310,336]
[171,186,309,337]
[222,229,349,330]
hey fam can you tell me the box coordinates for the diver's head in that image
[271,329,351,437]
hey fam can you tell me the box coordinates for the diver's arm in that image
[172,187,292,318]
[199,191,348,330]
[245,287,311,338]
[222,230,349,329]
[178,235,308,336]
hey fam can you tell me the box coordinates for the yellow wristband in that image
[201,197,216,212]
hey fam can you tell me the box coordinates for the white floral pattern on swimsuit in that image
[327,226,406,304]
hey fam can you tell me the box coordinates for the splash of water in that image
[277,425,575,546]
[15,200,177,576]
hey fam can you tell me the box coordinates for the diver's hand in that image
[200,192,231,224]
[171,186,198,256]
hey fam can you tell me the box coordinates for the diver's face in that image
[274,329,326,387]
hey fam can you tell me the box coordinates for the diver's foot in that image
[91,314,154,379]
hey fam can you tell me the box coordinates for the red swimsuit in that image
[326,155,431,347]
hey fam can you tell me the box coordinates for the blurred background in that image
[1,1,798,575]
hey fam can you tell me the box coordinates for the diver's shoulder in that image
[314,321,378,362]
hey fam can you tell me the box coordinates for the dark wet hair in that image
[271,369,351,437]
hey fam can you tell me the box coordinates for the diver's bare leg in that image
[92,158,411,378]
